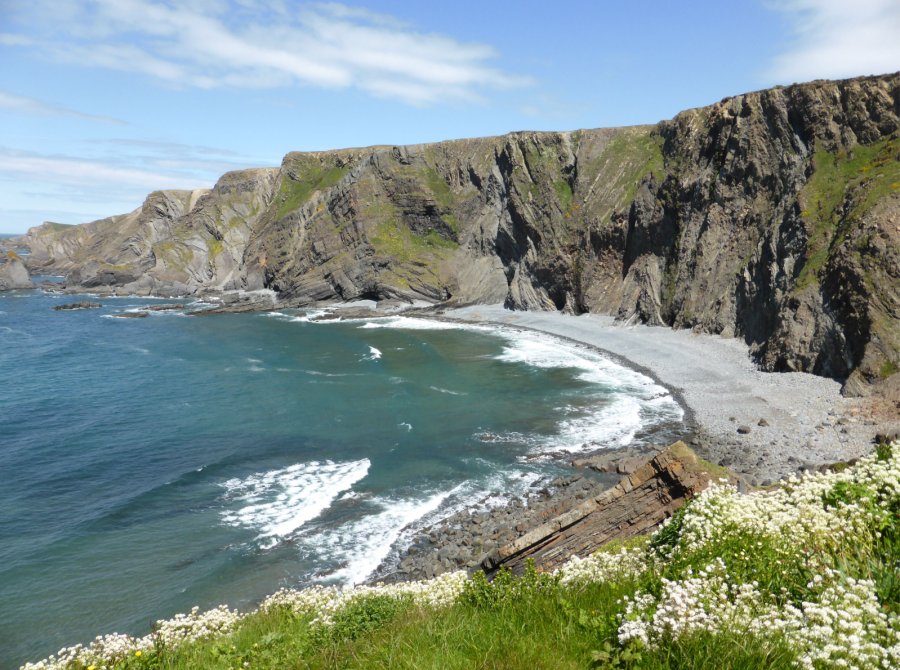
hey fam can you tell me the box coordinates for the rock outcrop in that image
[52,301,102,310]
[480,442,729,576]
[0,251,36,290]
[11,72,900,395]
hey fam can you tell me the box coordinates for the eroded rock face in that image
[480,442,729,577]
[52,301,101,310]
[0,253,35,290]
[13,73,900,395]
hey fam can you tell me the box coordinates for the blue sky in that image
[1,0,898,234]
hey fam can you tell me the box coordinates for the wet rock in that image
[144,303,185,311]
[52,301,102,310]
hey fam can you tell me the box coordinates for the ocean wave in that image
[355,316,683,453]
[358,316,491,332]
[320,484,464,585]
[220,459,370,548]
[430,386,467,396]
[364,346,382,361]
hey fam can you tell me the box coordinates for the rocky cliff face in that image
[14,73,900,396]
[0,251,36,290]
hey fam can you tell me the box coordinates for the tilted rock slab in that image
[480,442,729,577]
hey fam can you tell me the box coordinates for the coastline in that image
[439,304,892,485]
[369,303,897,584]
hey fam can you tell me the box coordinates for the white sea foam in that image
[220,459,370,548]
[430,386,467,396]
[358,316,683,453]
[399,422,412,431]
[247,358,262,363]
[364,346,382,361]
[358,316,490,332]
[321,484,463,585]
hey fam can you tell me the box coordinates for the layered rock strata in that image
[478,442,728,576]
[7,73,900,396]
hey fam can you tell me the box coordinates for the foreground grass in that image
[29,442,900,670]
[130,575,796,670]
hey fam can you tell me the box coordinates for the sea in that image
[0,286,684,669]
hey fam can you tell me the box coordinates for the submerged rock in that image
[53,301,102,310]
[144,303,185,311]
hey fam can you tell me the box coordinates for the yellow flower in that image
[88,666,96,670]
[135,651,142,657]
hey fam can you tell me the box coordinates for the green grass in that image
[125,565,797,670]
[370,219,457,265]
[795,136,900,291]
[554,180,574,210]
[44,222,75,232]
[584,129,664,226]
[425,167,456,208]
[274,165,350,220]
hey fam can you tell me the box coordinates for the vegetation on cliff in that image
[24,442,900,670]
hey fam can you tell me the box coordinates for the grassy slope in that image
[147,554,796,670]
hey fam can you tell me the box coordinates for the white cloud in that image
[5,0,530,106]
[0,90,125,124]
[766,0,900,82]
[0,146,213,191]
[0,32,34,46]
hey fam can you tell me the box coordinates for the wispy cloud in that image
[4,0,531,106]
[766,0,900,82]
[0,90,125,124]
[0,32,34,46]
[0,146,212,191]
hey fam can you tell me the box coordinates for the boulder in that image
[0,253,35,291]
[480,442,735,577]
[52,301,102,310]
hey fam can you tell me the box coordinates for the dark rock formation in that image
[52,301,102,310]
[376,470,620,583]
[480,442,729,576]
[143,303,185,311]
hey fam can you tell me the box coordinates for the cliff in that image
[13,72,900,396]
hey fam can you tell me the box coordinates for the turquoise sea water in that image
[0,289,683,669]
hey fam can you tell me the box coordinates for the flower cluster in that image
[21,605,244,670]
[555,547,646,586]
[261,569,468,626]
[621,444,900,668]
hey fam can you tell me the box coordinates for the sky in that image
[1,0,898,234]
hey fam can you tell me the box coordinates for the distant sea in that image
[0,288,683,669]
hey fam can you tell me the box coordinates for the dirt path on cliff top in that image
[444,304,896,485]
